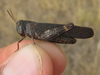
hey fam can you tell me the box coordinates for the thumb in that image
[0,44,53,75]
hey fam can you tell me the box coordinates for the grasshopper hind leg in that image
[49,36,76,44]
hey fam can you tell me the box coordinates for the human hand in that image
[0,40,66,75]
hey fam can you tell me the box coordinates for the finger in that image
[0,40,66,75]
[36,40,66,75]
[0,40,33,64]
[1,44,53,75]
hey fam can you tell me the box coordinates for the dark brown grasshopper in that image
[7,10,94,51]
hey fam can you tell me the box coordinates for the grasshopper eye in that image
[16,20,23,26]
[17,22,22,26]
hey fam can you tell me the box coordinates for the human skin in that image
[0,40,66,75]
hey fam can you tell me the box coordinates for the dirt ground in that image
[0,0,99,75]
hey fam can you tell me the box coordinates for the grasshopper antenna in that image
[7,9,17,24]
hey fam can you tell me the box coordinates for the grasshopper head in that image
[16,20,26,37]
[7,10,26,37]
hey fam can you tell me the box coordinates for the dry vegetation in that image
[0,0,99,75]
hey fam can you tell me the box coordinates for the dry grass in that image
[0,0,99,75]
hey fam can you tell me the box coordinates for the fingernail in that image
[2,44,42,75]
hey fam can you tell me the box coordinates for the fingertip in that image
[1,44,53,75]
[35,45,53,75]
[0,40,66,75]
[0,40,33,64]
[36,41,67,75]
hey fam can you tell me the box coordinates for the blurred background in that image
[0,0,99,75]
